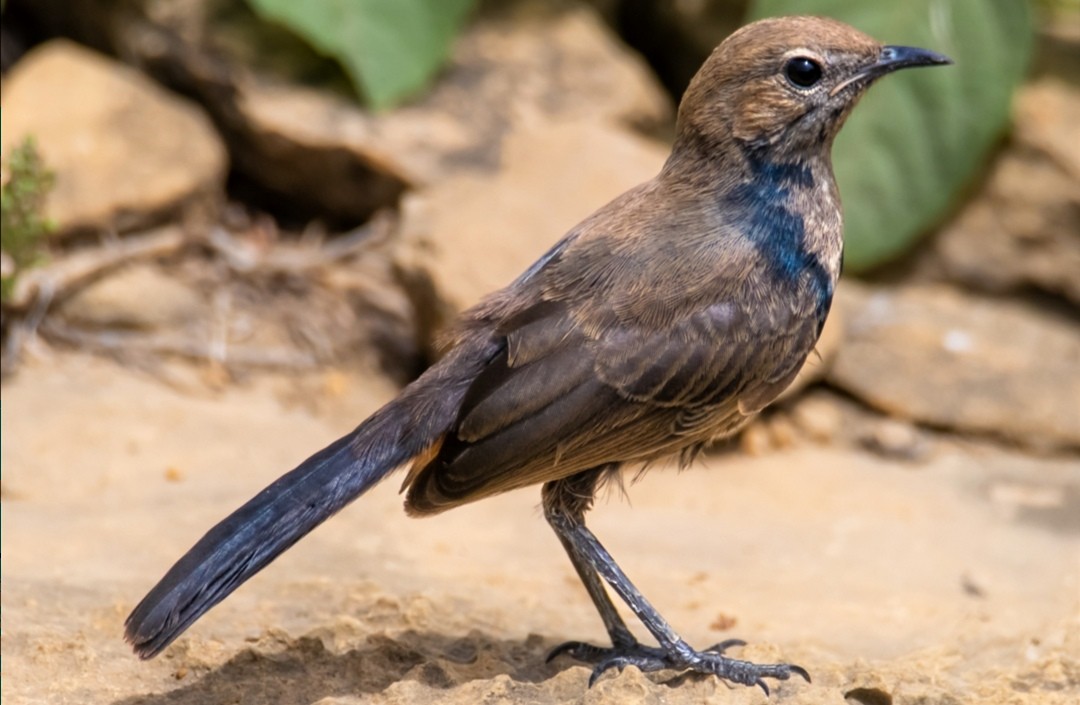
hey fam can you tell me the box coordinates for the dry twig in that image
[201,210,395,277]
[7,226,187,311]
[40,319,319,370]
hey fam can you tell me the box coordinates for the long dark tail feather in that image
[124,392,435,659]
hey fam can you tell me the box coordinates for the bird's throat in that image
[727,149,841,326]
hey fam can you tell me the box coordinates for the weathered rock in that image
[57,262,202,330]
[589,0,745,96]
[1016,76,1079,179]
[788,393,845,443]
[827,283,1080,451]
[19,1,671,224]
[223,4,671,219]
[0,40,227,236]
[925,79,1080,307]
[395,119,669,336]
[859,417,931,462]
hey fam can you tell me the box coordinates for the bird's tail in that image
[124,345,483,659]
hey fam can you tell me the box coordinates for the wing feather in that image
[404,192,828,514]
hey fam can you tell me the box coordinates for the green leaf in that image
[246,0,477,110]
[747,0,1033,271]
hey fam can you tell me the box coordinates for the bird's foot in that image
[547,637,809,694]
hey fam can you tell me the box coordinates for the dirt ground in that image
[2,352,1077,705]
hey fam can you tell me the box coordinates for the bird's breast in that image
[720,156,842,329]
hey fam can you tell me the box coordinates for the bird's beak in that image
[870,45,953,75]
[831,45,952,96]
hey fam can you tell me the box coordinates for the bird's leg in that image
[542,469,638,657]
[543,470,810,694]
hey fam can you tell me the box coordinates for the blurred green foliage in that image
[245,0,477,110]
[1033,0,1079,11]
[1,138,54,304]
[749,0,1034,272]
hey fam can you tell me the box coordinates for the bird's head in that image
[673,16,951,162]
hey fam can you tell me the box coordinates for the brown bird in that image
[125,16,950,693]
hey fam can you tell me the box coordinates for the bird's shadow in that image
[112,629,576,705]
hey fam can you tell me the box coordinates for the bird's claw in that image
[548,637,809,694]
[704,638,747,653]
[546,640,618,664]
[587,654,655,687]
[689,653,810,694]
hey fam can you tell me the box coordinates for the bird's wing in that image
[403,296,646,513]
[403,224,820,515]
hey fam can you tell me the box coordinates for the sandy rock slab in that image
[1,40,227,236]
[3,353,1078,705]
[827,283,1080,451]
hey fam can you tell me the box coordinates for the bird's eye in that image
[784,57,823,88]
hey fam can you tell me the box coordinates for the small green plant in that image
[246,0,478,110]
[1,137,55,303]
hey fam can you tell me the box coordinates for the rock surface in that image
[584,0,745,97]
[19,1,671,224]
[2,353,1078,705]
[827,283,1080,451]
[218,4,672,190]
[924,79,1080,306]
[0,39,227,236]
[57,262,202,330]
